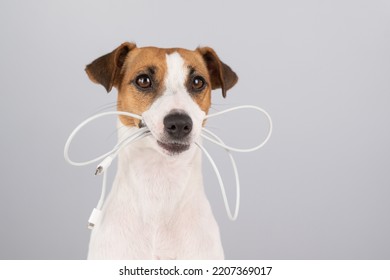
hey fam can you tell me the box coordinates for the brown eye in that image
[135,74,152,89]
[192,76,205,91]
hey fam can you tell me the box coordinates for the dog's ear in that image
[85,42,137,93]
[197,47,238,98]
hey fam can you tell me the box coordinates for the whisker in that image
[91,104,119,115]
[210,102,230,106]
[105,124,129,142]
[203,125,219,131]
[208,103,240,115]
[114,128,151,151]
[96,101,118,108]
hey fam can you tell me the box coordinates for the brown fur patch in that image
[176,49,212,115]
[85,43,136,93]
[117,47,168,127]
[196,47,238,98]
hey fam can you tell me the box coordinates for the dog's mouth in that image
[157,140,190,155]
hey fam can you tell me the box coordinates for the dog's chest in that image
[87,147,198,258]
[87,136,225,260]
[122,145,195,203]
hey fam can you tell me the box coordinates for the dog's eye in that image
[135,74,152,89]
[192,76,205,91]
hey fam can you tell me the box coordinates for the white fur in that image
[87,52,224,259]
[142,52,205,143]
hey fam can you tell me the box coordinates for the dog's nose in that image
[163,113,193,139]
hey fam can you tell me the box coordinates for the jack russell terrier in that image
[85,42,238,259]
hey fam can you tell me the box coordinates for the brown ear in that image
[197,47,238,98]
[85,42,137,93]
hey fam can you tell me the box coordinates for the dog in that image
[85,42,238,259]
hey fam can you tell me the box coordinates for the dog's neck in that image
[111,126,204,223]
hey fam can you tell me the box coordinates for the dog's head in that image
[85,43,238,156]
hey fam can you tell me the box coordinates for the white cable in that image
[197,130,240,220]
[64,105,272,228]
[198,105,272,220]
[87,170,108,229]
[203,105,273,152]
[64,111,148,228]
[64,111,143,167]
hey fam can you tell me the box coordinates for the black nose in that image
[163,113,193,139]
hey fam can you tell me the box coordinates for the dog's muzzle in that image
[157,112,193,154]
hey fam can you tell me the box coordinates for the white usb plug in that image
[95,155,114,175]
[88,208,102,229]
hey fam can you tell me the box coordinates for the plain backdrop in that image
[0,0,389,259]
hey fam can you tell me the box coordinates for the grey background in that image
[0,0,389,259]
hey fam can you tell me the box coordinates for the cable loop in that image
[64,105,272,228]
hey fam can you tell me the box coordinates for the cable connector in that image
[88,208,102,229]
[95,155,113,175]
